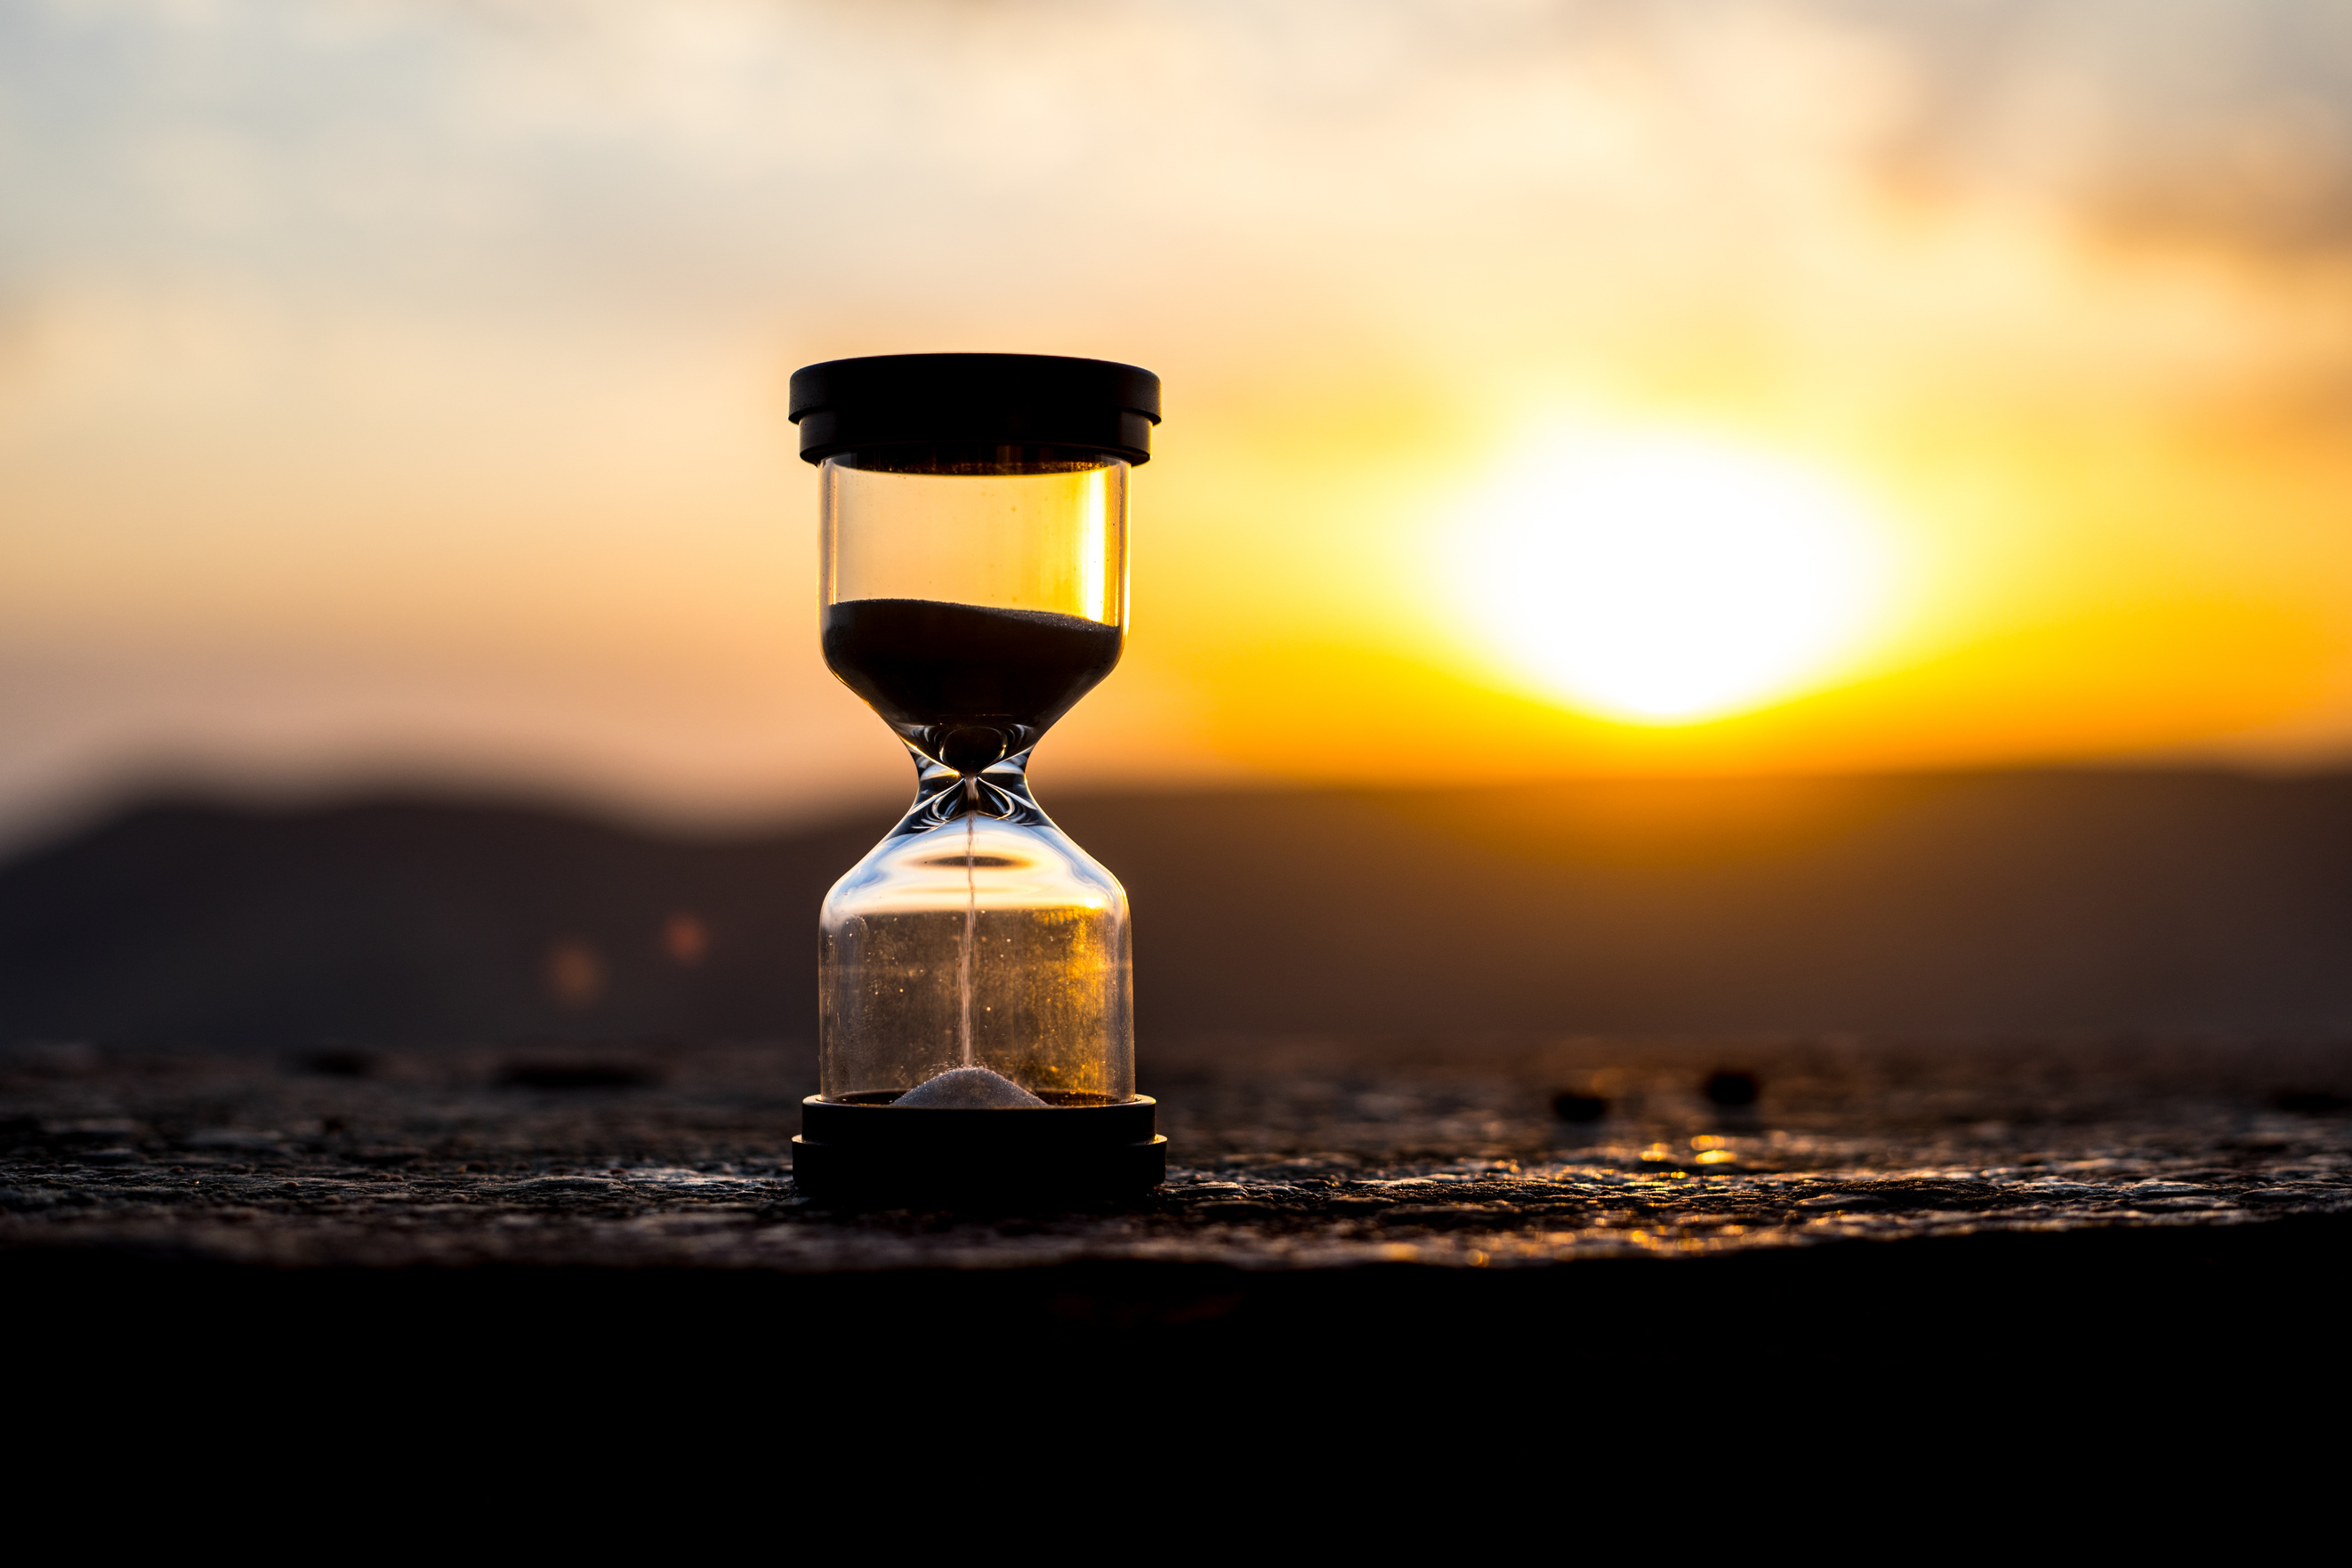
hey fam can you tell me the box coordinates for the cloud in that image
[1840,0,2352,257]
[12,0,2348,334]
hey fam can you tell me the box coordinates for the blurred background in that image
[7,0,2352,1049]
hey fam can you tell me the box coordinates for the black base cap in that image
[790,1134,1166,1206]
[790,1093,1165,1205]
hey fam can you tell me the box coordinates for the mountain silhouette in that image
[6,772,2352,1049]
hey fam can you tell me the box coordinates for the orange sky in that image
[5,0,2352,841]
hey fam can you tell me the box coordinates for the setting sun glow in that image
[1454,430,1897,725]
[12,4,2352,833]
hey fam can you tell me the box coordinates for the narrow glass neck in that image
[889,747,1053,839]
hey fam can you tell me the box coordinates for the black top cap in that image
[789,353,1161,465]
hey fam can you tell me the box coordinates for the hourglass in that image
[786,354,1165,1201]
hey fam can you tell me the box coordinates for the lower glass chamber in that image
[819,754,1132,1106]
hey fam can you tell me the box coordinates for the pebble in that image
[1704,1071,1760,1108]
[1551,1090,1609,1123]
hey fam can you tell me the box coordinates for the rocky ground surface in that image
[6,1034,2350,1271]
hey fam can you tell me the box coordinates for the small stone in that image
[1551,1090,1609,1123]
[893,1066,1048,1108]
[497,1060,656,1090]
[301,1050,377,1079]
[1704,1070,1760,1108]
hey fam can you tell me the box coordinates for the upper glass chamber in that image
[821,446,1127,773]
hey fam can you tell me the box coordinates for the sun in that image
[1452,428,1895,724]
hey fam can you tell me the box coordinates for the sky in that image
[5,0,2352,844]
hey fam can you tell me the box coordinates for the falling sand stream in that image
[958,781,977,1070]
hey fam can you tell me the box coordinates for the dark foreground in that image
[7,1036,2351,1429]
